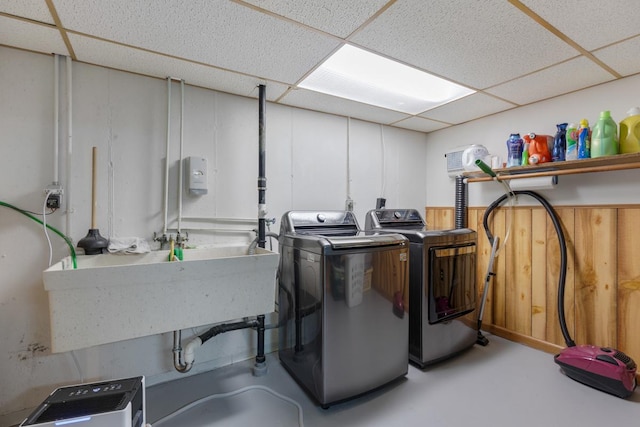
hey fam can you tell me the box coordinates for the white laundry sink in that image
[43,246,279,352]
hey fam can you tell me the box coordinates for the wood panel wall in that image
[426,205,640,365]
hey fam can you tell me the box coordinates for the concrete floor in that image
[146,333,639,427]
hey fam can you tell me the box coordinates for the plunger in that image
[77,147,108,255]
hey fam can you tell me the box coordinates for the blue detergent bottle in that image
[506,133,523,167]
[577,119,591,159]
[552,123,568,161]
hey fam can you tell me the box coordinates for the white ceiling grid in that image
[1,0,639,133]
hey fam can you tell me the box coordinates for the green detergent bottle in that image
[619,107,640,154]
[590,110,618,158]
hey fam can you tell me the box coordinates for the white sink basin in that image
[43,246,279,352]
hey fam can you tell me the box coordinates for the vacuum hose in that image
[482,190,574,348]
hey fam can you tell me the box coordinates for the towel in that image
[108,237,151,254]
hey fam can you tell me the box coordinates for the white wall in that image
[425,73,640,208]
[0,46,427,425]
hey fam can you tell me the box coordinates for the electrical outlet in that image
[44,184,63,210]
[46,193,61,209]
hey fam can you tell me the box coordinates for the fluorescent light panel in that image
[299,45,475,115]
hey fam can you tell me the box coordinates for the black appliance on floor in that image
[365,208,477,368]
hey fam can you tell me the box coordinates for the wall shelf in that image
[464,152,640,182]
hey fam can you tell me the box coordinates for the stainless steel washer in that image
[278,211,409,408]
[365,209,477,368]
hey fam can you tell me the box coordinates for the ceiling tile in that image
[0,0,55,24]
[420,93,515,125]
[350,0,578,89]
[0,16,67,55]
[485,57,615,105]
[69,34,289,100]
[593,36,640,77]
[53,0,340,84]
[521,0,640,50]
[279,88,410,124]
[237,0,389,38]
[391,116,449,133]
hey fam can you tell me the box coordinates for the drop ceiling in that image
[1,0,639,133]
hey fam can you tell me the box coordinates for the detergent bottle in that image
[619,107,640,154]
[565,123,578,161]
[590,110,618,158]
[506,133,523,168]
[521,141,529,166]
[552,123,568,161]
[577,119,591,159]
[524,133,552,165]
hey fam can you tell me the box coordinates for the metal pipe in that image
[65,55,73,235]
[454,175,468,229]
[177,79,185,236]
[258,84,266,249]
[163,77,171,236]
[53,54,59,184]
[172,330,193,373]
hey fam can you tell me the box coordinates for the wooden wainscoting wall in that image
[425,205,640,365]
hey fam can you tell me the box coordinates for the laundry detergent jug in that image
[591,110,618,158]
[619,107,640,154]
[524,133,552,165]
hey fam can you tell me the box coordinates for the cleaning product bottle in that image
[577,119,591,159]
[552,123,568,161]
[521,141,529,166]
[506,133,523,168]
[619,107,640,154]
[565,123,578,161]
[590,110,618,158]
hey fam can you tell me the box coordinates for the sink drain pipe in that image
[173,315,267,375]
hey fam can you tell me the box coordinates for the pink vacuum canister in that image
[554,345,637,398]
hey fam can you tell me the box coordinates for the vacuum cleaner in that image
[484,190,637,398]
[475,159,637,399]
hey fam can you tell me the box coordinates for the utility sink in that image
[43,246,279,353]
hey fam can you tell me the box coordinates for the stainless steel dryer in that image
[365,209,477,368]
[278,210,409,408]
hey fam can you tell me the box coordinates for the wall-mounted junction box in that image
[187,156,208,195]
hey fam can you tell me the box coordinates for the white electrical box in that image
[187,156,208,195]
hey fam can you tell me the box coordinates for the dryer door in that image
[428,243,476,324]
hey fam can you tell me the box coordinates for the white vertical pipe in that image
[66,56,73,235]
[53,54,59,184]
[177,79,184,234]
[163,77,171,236]
[346,117,351,200]
[380,124,386,197]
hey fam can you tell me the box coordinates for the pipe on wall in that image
[53,54,60,185]
[177,79,185,238]
[163,77,172,237]
[454,175,468,229]
[257,84,266,249]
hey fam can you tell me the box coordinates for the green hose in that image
[0,200,77,269]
